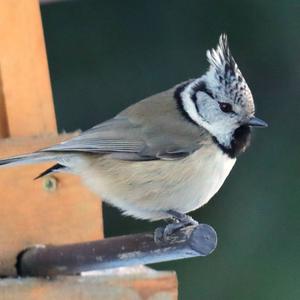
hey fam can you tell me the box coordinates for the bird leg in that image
[167,210,198,225]
[154,210,198,243]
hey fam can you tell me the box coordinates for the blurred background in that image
[40,1,299,299]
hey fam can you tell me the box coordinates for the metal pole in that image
[17,224,217,277]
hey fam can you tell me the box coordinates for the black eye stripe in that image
[174,81,198,126]
[191,81,214,102]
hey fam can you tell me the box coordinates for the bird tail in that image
[0,152,57,168]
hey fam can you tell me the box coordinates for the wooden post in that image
[0,0,103,276]
[0,0,57,137]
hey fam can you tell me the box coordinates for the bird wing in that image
[43,117,145,153]
[41,116,202,161]
[41,88,210,161]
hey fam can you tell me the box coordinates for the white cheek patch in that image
[181,80,218,134]
[208,121,235,147]
[181,80,209,127]
[181,80,235,148]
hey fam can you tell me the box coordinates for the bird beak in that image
[247,116,268,128]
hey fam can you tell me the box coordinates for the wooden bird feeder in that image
[0,1,217,299]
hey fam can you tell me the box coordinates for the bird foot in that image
[154,210,198,243]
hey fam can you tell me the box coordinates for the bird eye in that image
[219,102,233,113]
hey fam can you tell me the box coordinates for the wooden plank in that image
[0,1,104,276]
[0,267,178,300]
[0,0,56,137]
[0,135,103,276]
[0,133,78,157]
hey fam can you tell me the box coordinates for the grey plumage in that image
[0,34,267,223]
[42,87,207,160]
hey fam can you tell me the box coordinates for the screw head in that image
[42,176,57,192]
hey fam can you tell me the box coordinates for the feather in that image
[40,88,209,161]
[34,163,65,180]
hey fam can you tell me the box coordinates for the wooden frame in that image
[0,0,103,276]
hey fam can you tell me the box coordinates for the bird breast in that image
[75,143,236,220]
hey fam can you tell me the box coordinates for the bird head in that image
[176,34,267,150]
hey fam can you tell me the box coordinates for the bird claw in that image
[167,210,198,226]
[154,212,199,243]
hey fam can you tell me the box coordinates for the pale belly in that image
[75,144,236,221]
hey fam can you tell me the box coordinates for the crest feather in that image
[206,34,237,75]
[204,34,254,108]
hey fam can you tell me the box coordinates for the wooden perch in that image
[17,224,217,277]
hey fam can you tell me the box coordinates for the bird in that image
[0,34,267,240]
